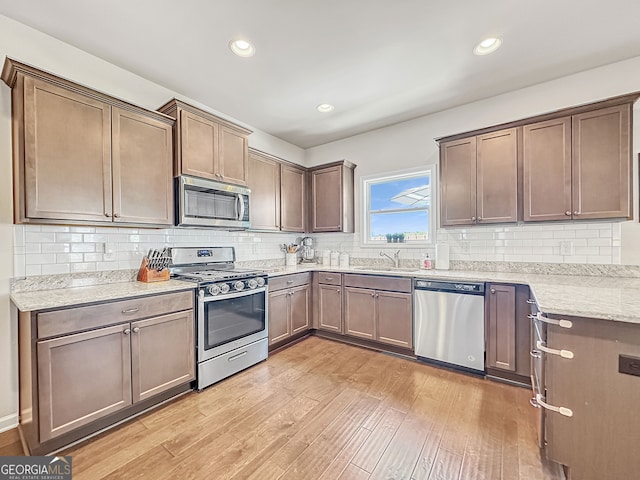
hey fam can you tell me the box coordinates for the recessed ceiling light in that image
[229,39,255,57]
[473,37,502,55]
[317,103,335,113]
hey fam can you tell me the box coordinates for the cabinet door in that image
[344,287,376,340]
[440,137,477,226]
[268,289,291,345]
[311,165,342,232]
[280,164,306,232]
[248,152,280,231]
[112,107,173,225]
[179,109,218,180]
[130,310,195,403]
[290,285,310,335]
[476,128,518,224]
[572,104,631,219]
[37,324,132,442]
[23,77,112,222]
[376,291,413,349]
[523,117,572,222]
[318,284,343,333]
[486,284,516,371]
[218,125,249,186]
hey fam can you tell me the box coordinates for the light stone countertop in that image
[10,279,196,312]
[265,264,640,324]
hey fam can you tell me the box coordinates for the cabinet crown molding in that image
[158,98,252,135]
[2,57,175,125]
[435,91,640,144]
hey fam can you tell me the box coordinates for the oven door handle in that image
[199,286,267,303]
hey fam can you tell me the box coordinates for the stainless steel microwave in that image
[176,176,250,229]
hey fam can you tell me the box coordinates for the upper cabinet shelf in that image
[438,93,638,227]
[2,58,175,227]
[157,99,252,187]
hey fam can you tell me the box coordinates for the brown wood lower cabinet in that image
[540,314,640,480]
[485,283,531,383]
[315,272,343,333]
[343,274,413,350]
[268,274,311,348]
[20,290,195,454]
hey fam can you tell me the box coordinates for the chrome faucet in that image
[380,250,400,268]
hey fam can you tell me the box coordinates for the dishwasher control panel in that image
[414,279,484,294]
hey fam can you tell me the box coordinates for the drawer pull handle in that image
[324,277,334,281]
[537,341,574,359]
[228,351,248,362]
[122,307,140,314]
[535,393,573,417]
[530,349,542,359]
[537,312,573,329]
[526,299,536,304]
[123,328,131,335]
[286,280,294,284]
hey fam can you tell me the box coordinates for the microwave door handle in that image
[237,193,245,221]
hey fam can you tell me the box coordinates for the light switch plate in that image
[560,240,574,256]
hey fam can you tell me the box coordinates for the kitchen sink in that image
[352,266,421,273]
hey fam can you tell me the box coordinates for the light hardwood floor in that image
[4,336,564,479]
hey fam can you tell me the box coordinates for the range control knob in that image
[248,279,258,289]
[234,281,245,291]
[207,284,221,296]
[256,277,265,287]
[219,283,230,294]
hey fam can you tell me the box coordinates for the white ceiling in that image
[1,0,640,148]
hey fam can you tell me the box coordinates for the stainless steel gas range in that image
[169,246,268,390]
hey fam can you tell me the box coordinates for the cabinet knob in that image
[573,211,580,216]
[490,288,496,294]
[132,327,140,333]
[104,212,112,217]
[123,328,131,335]
[471,216,476,221]
[371,293,375,297]
[477,217,482,222]
[113,213,120,218]
[565,211,571,216]
[336,288,340,292]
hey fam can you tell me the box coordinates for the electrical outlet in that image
[103,243,115,261]
[461,241,471,254]
[560,240,574,256]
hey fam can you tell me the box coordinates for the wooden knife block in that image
[137,257,170,283]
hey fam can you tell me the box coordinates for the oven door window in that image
[203,292,266,349]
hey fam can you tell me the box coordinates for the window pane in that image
[370,175,430,211]
[369,210,429,241]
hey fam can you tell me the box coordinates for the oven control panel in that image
[204,276,267,296]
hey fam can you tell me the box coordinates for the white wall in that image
[306,56,640,266]
[0,14,305,432]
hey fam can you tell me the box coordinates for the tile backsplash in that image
[13,220,622,278]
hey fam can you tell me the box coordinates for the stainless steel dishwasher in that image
[413,279,485,374]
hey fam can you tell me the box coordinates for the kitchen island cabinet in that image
[18,289,195,455]
[531,309,640,480]
[2,59,174,226]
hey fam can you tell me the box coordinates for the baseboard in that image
[0,413,19,433]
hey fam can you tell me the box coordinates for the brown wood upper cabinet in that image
[440,128,518,226]
[247,150,281,231]
[309,161,355,233]
[158,99,251,186]
[280,163,307,232]
[523,104,631,221]
[2,59,174,226]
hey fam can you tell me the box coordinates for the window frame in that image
[361,166,436,248]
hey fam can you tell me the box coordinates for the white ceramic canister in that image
[321,250,331,265]
[339,252,349,268]
[330,251,340,267]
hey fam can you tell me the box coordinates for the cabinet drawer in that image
[316,272,342,285]
[37,290,194,339]
[343,274,411,293]
[269,273,311,291]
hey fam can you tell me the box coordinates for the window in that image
[362,167,434,246]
